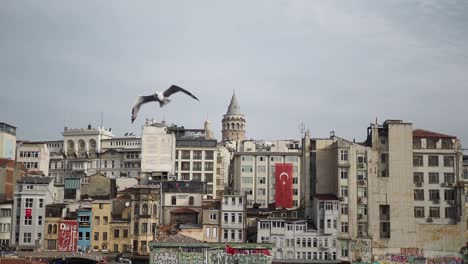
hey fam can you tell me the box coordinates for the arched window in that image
[236,123,240,129]
[313,238,317,247]
[231,123,235,130]
[53,224,58,234]
[47,224,52,234]
[78,139,85,152]
[189,196,194,206]
[67,140,74,151]
[307,238,311,247]
[134,204,139,215]
[89,139,97,151]
[302,238,306,247]
[324,238,328,247]
[142,204,148,215]
[296,238,301,247]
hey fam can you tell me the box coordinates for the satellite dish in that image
[148,176,153,181]
[125,202,130,207]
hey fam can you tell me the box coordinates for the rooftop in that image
[225,92,243,116]
[156,233,202,243]
[17,176,52,184]
[413,129,456,139]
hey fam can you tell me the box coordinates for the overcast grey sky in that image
[1,1,467,144]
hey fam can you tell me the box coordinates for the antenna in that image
[299,122,305,134]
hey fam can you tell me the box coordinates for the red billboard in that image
[275,163,293,208]
[58,220,78,252]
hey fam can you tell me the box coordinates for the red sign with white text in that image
[58,220,78,252]
[275,163,293,208]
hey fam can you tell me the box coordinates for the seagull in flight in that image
[131,85,199,123]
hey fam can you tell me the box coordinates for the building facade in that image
[12,176,54,251]
[77,206,92,252]
[220,194,246,243]
[0,201,13,247]
[16,142,50,176]
[91,200,112,252]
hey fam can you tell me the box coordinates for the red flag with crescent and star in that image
[275,163,293,208]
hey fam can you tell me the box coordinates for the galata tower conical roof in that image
[226,92,243,116]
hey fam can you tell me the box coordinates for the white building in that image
[257,217,339,262]
[220,194,246,243]
[0,201,13,247]
[11,176,55,251]
[100,136,142,178]
[16,142,50,176]
[233,140,302,208]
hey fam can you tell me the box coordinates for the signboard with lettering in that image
[58,220,78,252]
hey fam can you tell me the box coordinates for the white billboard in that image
[141,125,175,173]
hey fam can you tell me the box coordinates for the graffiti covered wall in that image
[208,248,272,264]
[57,220,78,252]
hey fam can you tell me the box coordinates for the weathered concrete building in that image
[221,194,246,243]
[0,200,13,247]
[16,142,50,176]
[0,159,26,201]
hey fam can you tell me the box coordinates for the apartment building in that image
[100,137,141,178]
[233,140,302,208]
[16,142,50,176]
[91,200,112,252]
[366,120,466,257]
[77,204,92,252]
[202,199,221,242]
[257,217,339,262]
[161,181,204,226]
[12,176,54,251]
[43,204,66,251]
[0,200,13,247]
[220,194,246,243]
[0,159,26,201]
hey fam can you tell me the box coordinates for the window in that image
[0,209,11,217]
[381,153,386,163]
[429,190,440,201]
[95,216,100,225]
[224,213,228,223]
[193,162,202,171]
[413,138,421,149]
[205,173,213,182]
[238,213,242,223]
[341,222,348,233]
[258,177,266,184]
[340,168,348,179]
[444,173,455,184]
[171,196,176,205]
[103,216,108,225]
[445,207,456,218]
[414,190,424,201]
[413,155,423,166]
[189,196,194,206]
[94,232,99,241]
[193,151,202,160]
[53,224,57,234]
[181,173,190,180]
[85,232,90,240]
[428,156,439,166]
[24,217,32,225]
[25,198,33,208]
[429,173,439,184]
[37,216,43,225]
[340,186,348,197]
[114,229,120,238]
[209,214,216,220]
[224,230,228,240]
[427,138,438,149]
[340,150,348,161]
[23,233,31,243]
[463,169,468,180]
[231,214,235,223]
[205,151,214,160]
[103,232,107,241]
[357,187,367,198]
[123,229,128,238]
[414,207,425,218]
[444,190,455,201]
[413,172,424,184]
[441,139,452,149]
[341,203,348,215]
[380,205,390,238]
[444,156,454,167]
[192,173,201,181]
[429,207,440,218]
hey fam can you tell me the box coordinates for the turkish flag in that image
[226,245,235,255]
[275,163,293,208]
[25,209,32,218]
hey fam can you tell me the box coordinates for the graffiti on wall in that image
[351,239,372,262]
[179,248,204,264]
[152,251,177,264]
[57,220,78,252]
[208,248,272,264]
[400,248,424,257]
[427,256,463,264]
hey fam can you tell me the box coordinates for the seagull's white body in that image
[131,85,199,123]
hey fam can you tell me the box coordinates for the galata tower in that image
[222,92,246,141]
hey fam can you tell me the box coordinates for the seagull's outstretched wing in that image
[131,95,157,123]
[163,85,199,101]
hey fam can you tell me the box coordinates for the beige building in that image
[16,142,50,176]
[91,200,112,252]
[221,92,246,142]
[202,199,221,242]
[312,120,466,260]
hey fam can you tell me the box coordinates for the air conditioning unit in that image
[433,199,440,204]
[358,214,363,219]
[426,217,433,223]
[446,183,454,187]
[358,180,365,186]
[338,197,345,201]
[415,182,423,187]
[358,231,364,236]
[440,182,447,187]
[358,198,363,203]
